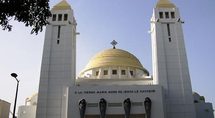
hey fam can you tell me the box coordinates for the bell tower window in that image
[52,14,56,21]
[64,14,68,21]
[130,71,134,76]
[159,12,163,19]
[121,70,126,75]
[167,24,172,42]
[171,12,175,18]
[57,26,61,39]
[95,71,99,76]
[112,70,117,75]
[165,12,169,18]
[58,14,62,21]
[104,70,108,75]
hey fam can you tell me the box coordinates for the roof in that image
[52,0,71,10]
[156,0,176,8]
[82,48,148,73]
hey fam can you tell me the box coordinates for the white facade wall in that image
[17,94,38,118]
[36,5,77,118]
[68,85,165,118]
[76,77,153,86]
[195,103,214,118]
[151,7,196,118]
[18,106,36,118]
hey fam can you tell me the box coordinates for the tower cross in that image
[111,40,118,49]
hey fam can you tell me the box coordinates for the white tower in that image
[151,0,196,118]
[36,1,77,118]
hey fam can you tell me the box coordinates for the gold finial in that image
[156,0,176,8]
[111,40,118,49]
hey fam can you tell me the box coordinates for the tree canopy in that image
[0,0,51,34]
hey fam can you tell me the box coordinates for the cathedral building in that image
[35,0,214,118]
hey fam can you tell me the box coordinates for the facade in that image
[17,94,38,118]
[69,48,164,118]
[36,0,214,118]
[0,99,10,118]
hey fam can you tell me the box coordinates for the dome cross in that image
[111,40,118,49]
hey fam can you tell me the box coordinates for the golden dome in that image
[156,0,176,8]
[52,0,71,11]
[83,48,148,74]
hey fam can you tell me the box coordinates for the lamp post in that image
[11,73,19,118]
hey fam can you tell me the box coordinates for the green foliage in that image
[200,96,205,102]
[204,109,209,112]
[0,0,51,34]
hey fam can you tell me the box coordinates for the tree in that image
[0,0,51,34]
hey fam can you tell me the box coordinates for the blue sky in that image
[0,0,214,115]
